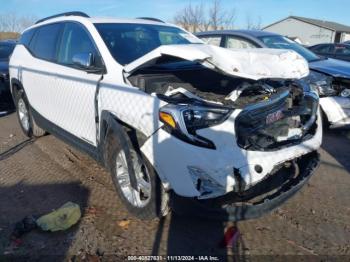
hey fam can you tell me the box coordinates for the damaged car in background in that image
[197,30,350,129]
[306,60,350,129]
[10,14,321,221]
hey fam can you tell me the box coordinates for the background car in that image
[0,40,16,113]
[196,30,350,129]
[308,43,350,62]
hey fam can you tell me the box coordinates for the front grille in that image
[235,90,318,151]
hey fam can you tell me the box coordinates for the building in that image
[263,16,350,45]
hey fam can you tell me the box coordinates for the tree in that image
[208,0,236,30]
[173,0,236,33]
[0,13,37,33]
[173,2,207,33]
[245,13,262,30]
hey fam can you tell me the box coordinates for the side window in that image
[335,45,350,55]
[19,29,36,48]
[313,45,332,53]
[58,22,97,66]
[199,36,222,47]
[30,23,62,61]
[226,36,257,49]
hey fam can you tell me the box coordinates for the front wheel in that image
[106,132,169,219]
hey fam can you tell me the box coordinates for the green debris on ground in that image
[36,202,81,232]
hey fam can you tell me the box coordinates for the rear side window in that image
[19,29,36,48]
[30,23,62,61]
[335,45,350,54]
[226,36,257,49]
[57,22,97,65]
[199,36,222,47]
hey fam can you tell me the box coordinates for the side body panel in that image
[10,45,100,145]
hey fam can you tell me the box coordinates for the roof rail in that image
[35,11,89,24]
[136,17,165,23]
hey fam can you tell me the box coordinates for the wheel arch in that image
[10,78,24,100]
[99,111,147,187]
[99,110,148,167]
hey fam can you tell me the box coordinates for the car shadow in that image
[322,129,350,173]
[148,125,252,261]
[150,210,247,261]
[0,182,89,261]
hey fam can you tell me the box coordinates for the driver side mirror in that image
[72,52,105,74]
[72,52,94,69]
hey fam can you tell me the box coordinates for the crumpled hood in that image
[310,58,350,79]
[124,44,309,81]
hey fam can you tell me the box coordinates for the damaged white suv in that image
[10,12,322,220]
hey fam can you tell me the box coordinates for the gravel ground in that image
[0,113,349,261]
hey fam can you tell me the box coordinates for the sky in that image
[1,0,350,29]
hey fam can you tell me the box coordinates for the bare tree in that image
[208,0,236,30]
[173,0,236,33]
[0,13,37,33]
[246,13,262,30]
[173,2,206,33]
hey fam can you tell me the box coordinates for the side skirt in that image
[31,107,102,163]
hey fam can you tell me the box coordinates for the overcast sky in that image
[2,0,350,28]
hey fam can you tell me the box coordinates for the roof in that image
[196,29,278,37]
[264,16,350,33]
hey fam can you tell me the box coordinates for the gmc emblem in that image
[266,110,284,124]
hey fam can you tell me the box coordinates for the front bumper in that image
[320,97,350,128]
[171,151,320,221]
[141,109,322,198]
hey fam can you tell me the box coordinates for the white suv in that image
[10,12,322,220]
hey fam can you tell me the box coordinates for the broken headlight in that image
[159,103,232,149]
[307,71,335,96]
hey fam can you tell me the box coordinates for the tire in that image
[105,130,169,219]
[15,89,46,138]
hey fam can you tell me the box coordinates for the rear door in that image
[22,23,64,120]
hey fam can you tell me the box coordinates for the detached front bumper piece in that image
[171,151,320,221]
[320,97,350,129]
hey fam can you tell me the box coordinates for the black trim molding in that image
[31,107,101,162]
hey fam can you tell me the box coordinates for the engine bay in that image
[128,61,319,150]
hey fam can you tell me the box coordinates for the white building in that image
[263,16,350,46]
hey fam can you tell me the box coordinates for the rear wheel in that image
[106,130,169,219]
[15,89,46,137]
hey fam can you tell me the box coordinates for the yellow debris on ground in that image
[36,202,81,232]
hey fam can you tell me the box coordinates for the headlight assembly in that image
[159,103,232,149]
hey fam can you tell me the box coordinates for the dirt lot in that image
[0,112,350,261]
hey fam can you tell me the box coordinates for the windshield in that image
[0,43,15,60]
[94,23,203,65]
[258,35,320,62]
